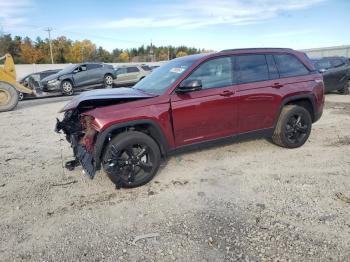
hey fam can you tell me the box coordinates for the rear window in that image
[274,54,309,78]
[127,67,140,73]
[141,65,151,71]
[236,55,269,84]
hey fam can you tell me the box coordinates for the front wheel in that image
[0,81,19,112]
[102,131,161,188]
[104,74,113,88]
[61,80,74,96]
[272,105,312,148]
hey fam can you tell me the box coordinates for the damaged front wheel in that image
[102,131,161,188]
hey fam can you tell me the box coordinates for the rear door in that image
[115,68,128,83]
[86,64,103,85]
[170,56,239,146]
[126,66,141,82]
[235,54,281,132]
[329,58,348,91]
[314,59,333,91]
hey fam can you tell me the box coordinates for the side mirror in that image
[176,79,202,93]
[319,68,327,73]
[73,69,79,74]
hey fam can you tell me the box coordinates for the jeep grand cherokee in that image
[56,48,325,188]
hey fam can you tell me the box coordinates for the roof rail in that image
[220,48,293,52]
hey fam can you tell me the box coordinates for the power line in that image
[44,27,54,64]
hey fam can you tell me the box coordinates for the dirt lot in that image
[0,94,349,261]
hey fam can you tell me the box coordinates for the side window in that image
[87,64,102,70]
[274,54,309,78]
[127,67,140,73]
[313,59,331,70]
[141,65,151,71]
[331,59,345,68]
[185,57,232,89]
[117,68,127,74]
[266,55,279,80]
[236,55,269,84]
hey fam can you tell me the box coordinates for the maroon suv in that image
[56,48,325,188]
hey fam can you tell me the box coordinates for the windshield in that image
[133,59,195,95]
[59,64,77,74]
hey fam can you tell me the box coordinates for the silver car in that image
[113,65,151,86]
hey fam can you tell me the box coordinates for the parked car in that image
[18,69,60,100]
[41,63,116,95]
[56,48,325,188]
[113,65,151,86]
[311,57,350,94]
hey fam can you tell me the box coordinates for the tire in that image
[102,131,161,188]
[61,80,74,96]
[104,74,113,88]
[272,105,312,148]
[338,80,350,95]
[18,92,24,101]
[0,81,19,112]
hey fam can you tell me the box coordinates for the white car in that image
[113,65,151,86]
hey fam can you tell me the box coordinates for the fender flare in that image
[274,93,316,126]
[93,119,169,170]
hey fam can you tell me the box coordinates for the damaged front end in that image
[56,109,98,178]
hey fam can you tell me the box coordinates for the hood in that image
[41,72,62,82]
[59,87,156,112]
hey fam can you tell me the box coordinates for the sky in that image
[0,0,349,51]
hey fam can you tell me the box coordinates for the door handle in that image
[272,83,283,89]
[220,90,235,96]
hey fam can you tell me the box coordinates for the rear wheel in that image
[61,80,74,96]
[339,80,350,95]
[104,74,113,88]
[0,81,19,112]
[102,131,161,188]
[272,105,312,148]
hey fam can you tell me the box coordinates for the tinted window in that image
[236,55,269,84]
[274,54,309,77]
[116,68,127,74]
[313,59,331,70]
[127,67,140,73]
[87,64,102,70]
[331,59,345,68]
[266,55,279,79]
[185,57,232,89]
[141,65,152,71]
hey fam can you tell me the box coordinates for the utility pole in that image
[44,27,54,64]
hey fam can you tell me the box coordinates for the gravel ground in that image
[0,94,349,261]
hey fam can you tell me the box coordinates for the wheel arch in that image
[275,94,316,126]
[93,119,169,170]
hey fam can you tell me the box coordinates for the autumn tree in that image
[20,37,43,63]
[119,52,129,62]
[176,51,188,58]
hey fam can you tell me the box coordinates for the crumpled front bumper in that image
[55,118,96,178]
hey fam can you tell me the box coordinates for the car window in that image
[185,57,232,89]
[331,59,345,68]
[274,54,309,77]
[116,68,127,74]
[236,55,269,83]
[87,64,102,70]
[141,65,152,71]
[127,67,140,73]
[313,59,332,70]
[266,54,279,80]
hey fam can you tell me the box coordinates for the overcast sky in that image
[0,0,349,51]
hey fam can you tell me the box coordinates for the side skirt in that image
[168,128,274,156]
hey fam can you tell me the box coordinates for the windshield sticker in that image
[170,67,185,74]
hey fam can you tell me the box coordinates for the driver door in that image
[72,64,90,87]
[170,56,239,147]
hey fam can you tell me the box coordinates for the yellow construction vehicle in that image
[0,53,33,112]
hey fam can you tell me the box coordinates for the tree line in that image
[0,34,209,64]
